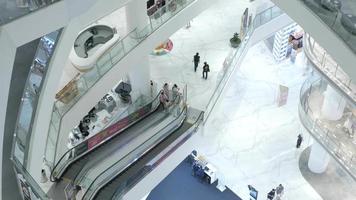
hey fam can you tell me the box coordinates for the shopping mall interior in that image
[0,0,356,199]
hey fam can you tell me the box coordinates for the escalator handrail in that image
[50,91,162,182]
[82,99,187,200]
[73,93,183,185]
[111,109,205,200]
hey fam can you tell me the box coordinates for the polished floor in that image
[150,0,354,199]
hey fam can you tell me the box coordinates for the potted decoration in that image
[230,33,241,48]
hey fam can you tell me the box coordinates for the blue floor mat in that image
[147,157,242,200]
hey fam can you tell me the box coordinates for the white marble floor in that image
[195,42,322,200]
[149,0,326,199]
[150,0,250,111]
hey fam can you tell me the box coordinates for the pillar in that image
[125,0,149,33]
[308,142,330,173]
[127,54,151,99]
[321,85,346,120]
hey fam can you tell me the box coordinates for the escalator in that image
[81,107,204,200]
[50,93,162,182]
[62,106,168,182]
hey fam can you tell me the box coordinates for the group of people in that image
[193,52,210,79]
[159,83,180,109]
[267,184,284,200]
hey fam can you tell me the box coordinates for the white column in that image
[127,54,151,99]
[125,0,149,32]
[308,142,330,173]
[321,85,346,120]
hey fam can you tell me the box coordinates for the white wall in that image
[271,0,356,80]
[0,26,17,200]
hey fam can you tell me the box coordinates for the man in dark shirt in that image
[267,189,275,200]
[193,52,200,72]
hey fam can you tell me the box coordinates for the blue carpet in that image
[147,157,242,200]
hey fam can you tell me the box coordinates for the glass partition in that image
[304,33,356,101]
[12,29,62,168]
[47,0,196,166]
[0,0,60,26]
[299,77,356,179]
[299,0,356,53]
[204,5,284,122]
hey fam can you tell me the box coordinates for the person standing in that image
[193,52,200,72]
[163,83,170,100]
[202,62,210,79]
[296,134,303,148]
[172,84,180,101]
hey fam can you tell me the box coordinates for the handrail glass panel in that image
[304,33,356,101]
[50,91,161,181]
[204,5,284,121]
[299,77,356,179]
[12,29,62,169]
[81,89,188,200]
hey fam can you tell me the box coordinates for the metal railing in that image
[47,0,196,166]
[299,77,356,180]
[50,91,162,182]
[74,87,185,187]
[81,88,188,200]
[304,33,356,102]
[204,5,285,122]
[112,110,204,200]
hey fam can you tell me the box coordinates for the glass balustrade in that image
[47,0,196,166]
[50,91,162,181]
[299,77,356,179]
[204,5,284,121]
[299,0,356,53]
[0,0,60,26]
[304,33,356,102]
[80,86,194,200]
[11,29,61,169]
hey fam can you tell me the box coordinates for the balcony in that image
[299,77,356,180]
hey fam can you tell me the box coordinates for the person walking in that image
[193,52,200,72]
[267,188,276,200]
[202,62,210,79]
[296,134,303,148]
